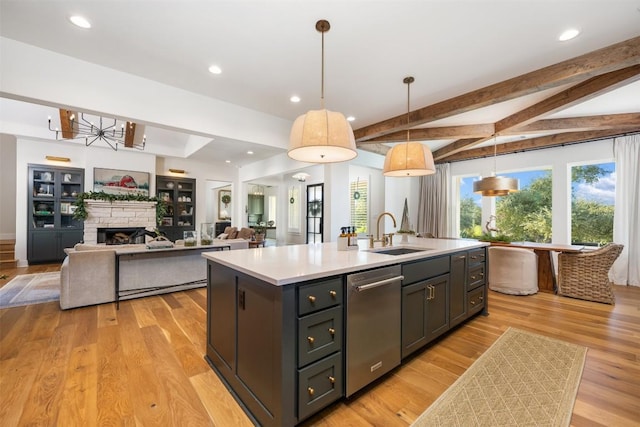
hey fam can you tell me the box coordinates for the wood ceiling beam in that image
[356,113,640,144]
[495,65,640,134]
[358,124,496,143]
[353,35,640,142]
[506,113,640,134]
[124,122,136,148]
[432,65,640,160]
[357,143,390,156]
[437,128,639,163]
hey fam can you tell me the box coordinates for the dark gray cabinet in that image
[401,248,487,359]
[156,175,196,241]
[449,252,468,328]
[206,246,487,426]
[207,262,340,427]
[27,164,84,263]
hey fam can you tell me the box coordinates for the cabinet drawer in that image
[402,256,449,285]
[298,351,343,422]
[468,248,486,265]
[298,277,343,315]
[298,306,343,367]
[467,264,485,290]
[468,286,485,315]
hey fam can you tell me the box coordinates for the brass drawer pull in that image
[328,376,335,384]
[471,256,477,260]
[458,255,466,260]
[471,275,477,280]
[470,300,476,305]
[308,387,314,396]
[308,336,315,344]
[479,272,484,277]
[328,328,335,335]
[308,295,316,303]
[479,295,484,301]
[329,290,337,298]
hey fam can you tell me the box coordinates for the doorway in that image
[306,183,323,243]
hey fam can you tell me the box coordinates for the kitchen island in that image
[203,238,488,427]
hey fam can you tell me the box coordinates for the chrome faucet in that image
[376,212,397,246]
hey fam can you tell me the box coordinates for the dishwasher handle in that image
[354,275,404,292]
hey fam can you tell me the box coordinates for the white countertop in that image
[202,237,488,286]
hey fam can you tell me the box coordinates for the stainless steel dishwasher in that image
[346,265,403,397]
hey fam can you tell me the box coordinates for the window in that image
[570,162,615,245]
[456,175,482,238]
[496,169,552,242]
[288,185,300,233]
[350,179,369,233]
[268,195,276,225]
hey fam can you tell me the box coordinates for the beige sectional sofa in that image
[59,237,249,310]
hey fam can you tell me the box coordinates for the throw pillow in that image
[216,233,229,240]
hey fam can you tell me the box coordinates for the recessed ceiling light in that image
[225,160,231,163]
[69,15,91,29]
[346,116,355,122]
[290,95,301,103]
[247,151,254,155]
[558,28,580,41]
[208,65,222,75]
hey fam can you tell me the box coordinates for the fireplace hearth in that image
[98,227,147,245]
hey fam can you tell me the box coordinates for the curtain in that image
[417,163,450,238]
[611,135,640,286]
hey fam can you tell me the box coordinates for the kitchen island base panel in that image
[204,241,488,426]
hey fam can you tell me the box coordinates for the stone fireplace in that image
[83,200,157,244]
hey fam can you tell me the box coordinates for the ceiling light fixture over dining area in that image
[473,135,519,196]
[288,19,358,164]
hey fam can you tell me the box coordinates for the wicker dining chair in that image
[557,243,624,304]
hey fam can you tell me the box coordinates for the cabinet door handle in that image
[328,328,335,336]
[328,376,335,384]
[329,290,337,298]
[308,295,316,303]
[307,336,315,344]
[308,387,315,397]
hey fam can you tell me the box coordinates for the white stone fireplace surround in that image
[83,200,157,244]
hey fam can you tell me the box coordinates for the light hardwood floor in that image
[1,264,639,426]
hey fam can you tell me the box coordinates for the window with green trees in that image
[570,162,615,246]
[496,169,552,242]
[458,175,482,238]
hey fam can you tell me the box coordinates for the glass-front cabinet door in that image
[28,164,84,263]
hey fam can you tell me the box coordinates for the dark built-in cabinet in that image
[156,175,196,241]
[27,164,84,264]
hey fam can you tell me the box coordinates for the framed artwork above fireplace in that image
[93,167,150,196]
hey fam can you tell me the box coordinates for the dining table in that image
[489,241,589,293]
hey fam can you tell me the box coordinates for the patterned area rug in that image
[411,327,587,427]
[0,272,60,309]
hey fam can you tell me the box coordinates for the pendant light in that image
[288,20,357,163]
[383,77,435,177]
[473,135,519,196]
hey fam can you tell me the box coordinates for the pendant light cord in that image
[320,23,325,109]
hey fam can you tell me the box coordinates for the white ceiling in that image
[1,0,639,163]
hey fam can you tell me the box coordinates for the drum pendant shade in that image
[289,109,357,163]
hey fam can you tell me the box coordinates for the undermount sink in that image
[370,247,431,256]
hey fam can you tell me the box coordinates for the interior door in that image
[306,184,323,244]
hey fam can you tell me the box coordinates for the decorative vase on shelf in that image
[200,223,214,245]
[183,230,197,246]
